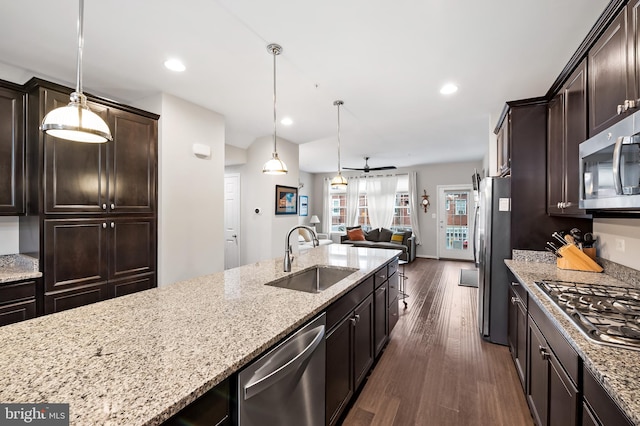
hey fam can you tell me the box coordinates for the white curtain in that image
[322,178,331,234]
[366,175,398,229]
[346,176,360,227]
[408,171,422,245]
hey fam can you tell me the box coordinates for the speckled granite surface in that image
[0,254,41,283]
[506,259,640,425]
[0,245,400,425]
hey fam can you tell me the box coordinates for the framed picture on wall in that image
[275,185,298,215]
[299,195,308,216]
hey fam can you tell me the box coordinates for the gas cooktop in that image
[536,280,640,351]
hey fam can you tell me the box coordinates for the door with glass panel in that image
[437,185,474,261]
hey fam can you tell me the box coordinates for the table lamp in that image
[310,215,320,232]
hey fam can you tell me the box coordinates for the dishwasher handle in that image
[244,324,325,400]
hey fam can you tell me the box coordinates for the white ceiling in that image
[0,0,609,173]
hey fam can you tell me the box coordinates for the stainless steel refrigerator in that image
[477,176,511,345]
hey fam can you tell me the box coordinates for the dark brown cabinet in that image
[163,378,230,426]
[527,318,579,426]
[353,294,374,390]
[0,279,36,326]
[40,88,156,215]
[496,112,511,176]
[547,60,589,217]
[0,82,25,215]
[373,283,388,357]
[43,217,155,314]
[507,281,527,389]
[588,7,630,136]
[20,78,158,315]
[583,366,633,426]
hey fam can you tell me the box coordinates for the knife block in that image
[556,244,603,273]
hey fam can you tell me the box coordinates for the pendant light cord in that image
[76,0,84,95]
[272,46,278,155]
[334,100,344,174]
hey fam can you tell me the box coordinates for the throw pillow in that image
[390,232,405,244]
[365,228,380,241]
[379,228,393,242]
[347,228,366,241]
[299,229,312,242]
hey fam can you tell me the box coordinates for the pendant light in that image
[262,43,288,175]
[40,0,112,143]
[330,100,348,187]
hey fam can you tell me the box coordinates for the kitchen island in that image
[506,258,640,425]
[0,244,400,425]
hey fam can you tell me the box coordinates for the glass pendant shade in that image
[330,173,348,187]
[263,152,288,175]
[41,93,112,143]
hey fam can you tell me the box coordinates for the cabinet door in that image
[547,94,565,216]
[0,300,36,326]
[589,8,630,136]
[374,284,388,358]
[548,351,578,426]
[515,296,527,389]
[353,294,374,390]
[43,89,109,214]
[325,316,353,426]
[563,60,588,216]
[497,116,511,176]
[108,217,156,281]
[0,85,24,215]
[108,109,157,214]
[582,403,599,426]
[528,319,549,426]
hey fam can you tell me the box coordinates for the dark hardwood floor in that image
[342,258,533,426]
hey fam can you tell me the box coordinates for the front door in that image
[224,174,240,269]
[437,185,474,261]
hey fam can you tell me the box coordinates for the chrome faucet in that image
[284,225,319,272]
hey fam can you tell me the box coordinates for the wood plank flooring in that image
[342,259,533,426]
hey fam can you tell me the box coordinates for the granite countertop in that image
[505,259,640,425]
[0,245,400,425]
[0,254,41,283]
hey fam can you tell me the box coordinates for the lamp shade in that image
[330,173,348,187]
[262,152,288,175]
[41,96,112,143]
[310,215,321,224]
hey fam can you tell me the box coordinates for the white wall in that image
[227,136,299,265]
[137,93,225,286]
[0,217,19,255]
[593,218,640,270]
[225,144,247,166]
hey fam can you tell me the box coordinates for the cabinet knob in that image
[354,314,360,323]
[539,345,550,360]
[564,201,572,208]
[102,223,107,229]
[511,296,518,305]
[102,204,107,210]
[111,222,115,229]
[350,318,357,326]
[110,203,115,210]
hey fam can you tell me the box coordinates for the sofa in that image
[298,229,333,251]
[340,226,416,262]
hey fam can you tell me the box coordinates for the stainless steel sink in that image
[266,265,359,293]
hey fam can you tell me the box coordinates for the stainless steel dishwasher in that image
[237,313,326,426]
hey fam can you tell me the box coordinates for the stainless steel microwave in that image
[579,110,640,210]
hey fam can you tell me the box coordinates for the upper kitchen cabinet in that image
[26,79,157,216]
[587,3,640,137]
[0,82,25,215]
[496,111,511,176]
[547,60,589,217]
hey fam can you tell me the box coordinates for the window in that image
[455,199,467,215]
[328,177,411,232]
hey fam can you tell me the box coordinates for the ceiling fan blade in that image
[368,166,397,171]
[342,167,365,171]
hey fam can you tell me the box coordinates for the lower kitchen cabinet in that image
[0,279,37,326]
[373,284,388,357]
[388,268,399,333]
[44,217,156,313]
[507,280,527,389]
[163,378,230,426]
[582,366,633,426]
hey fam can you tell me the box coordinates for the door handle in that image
[539,345,550,360]
[111,222,115,229]
[243,324,324,400]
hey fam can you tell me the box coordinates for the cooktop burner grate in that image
[536,280,640,351]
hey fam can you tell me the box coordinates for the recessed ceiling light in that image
[281,117,293,126]
[440,83,458,95]
[164,58,186,72]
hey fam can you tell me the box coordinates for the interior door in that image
[437,185,475,261]
[224,174,241,269]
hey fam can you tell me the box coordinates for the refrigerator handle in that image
[472,204,480,266]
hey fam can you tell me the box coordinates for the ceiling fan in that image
[343,157,397,173]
